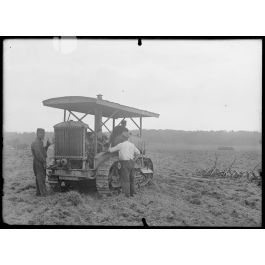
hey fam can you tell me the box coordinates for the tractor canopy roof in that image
[43,96,160,119]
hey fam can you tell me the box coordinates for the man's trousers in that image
[33,160,47,196]
[120,160,136,197]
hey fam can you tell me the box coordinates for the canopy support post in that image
[94,108,102,154]
[64,110,66,121]
[140,117,142,138]
[113,118,115,130]
[140,116,143,165]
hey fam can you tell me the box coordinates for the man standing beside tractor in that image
[31,128,50,196]
[108,131,140,197]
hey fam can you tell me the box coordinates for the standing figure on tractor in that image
[108,132,140,197]
[109,119,128,147]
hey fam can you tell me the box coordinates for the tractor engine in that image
[54,121,88,170]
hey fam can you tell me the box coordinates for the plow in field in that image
[195,153,261,185]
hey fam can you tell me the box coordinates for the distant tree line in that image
[4,132,54,149]
[4,130,261,149]
[140,130,261,146]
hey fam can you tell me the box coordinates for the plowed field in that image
[3,146,262,226]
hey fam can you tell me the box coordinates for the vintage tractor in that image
[43,95,159,195]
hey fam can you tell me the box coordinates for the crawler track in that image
[96,156,154,195]
[96,156,118,196]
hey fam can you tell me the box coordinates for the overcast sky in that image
[4,38,262,132]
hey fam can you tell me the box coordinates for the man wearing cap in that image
[109,120,129,147]
[31,128,50,196]
[108,132,140,197]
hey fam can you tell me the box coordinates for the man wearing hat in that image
[109,119,129,147]
[31,128,50,196]
[108,131,140,197]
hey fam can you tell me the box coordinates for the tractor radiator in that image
[55,127,84,157]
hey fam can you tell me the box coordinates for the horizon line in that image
[4,129,262,134]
